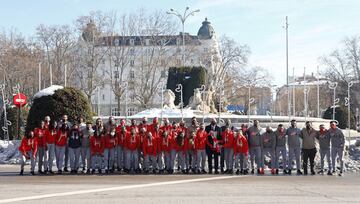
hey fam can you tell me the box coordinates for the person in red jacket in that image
[125,128,140,173]
[151,124,162,173]
[206,130,221,174]
[170,131,186,174]
[19,131,38,175]
[222,126,235,174]
[234,130,249,175]
[127,119,139,133]
[55,124,69,174]
[45,121,57,174]
[159,130,172,173]
[90,129,105,174]
[160,118,172,133]
[195,124,207,174]
[138,127,147,170]
[104,127,117,173]
[185,131,196,173]
[116,119,127,172]
[34,120,47,174]
[143,132,157,173]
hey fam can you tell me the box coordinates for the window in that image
[204,48,208,52]
[190,59,194,64]
[102,94,105,101]
[127,107,136,116]
[114,39,119,46]
[102,69,105,76]
[161,38,167,45]
[111,107,120,116]
[114,71,119,79]
[130,94,135,102]
[129,48,135,55]
[145,39,150,46]
[130,70,135,79]
[102,83,105,88]
[129,38,135,46]
[130,60,135,67]
[161,70,166,78]
[176,38,181,45]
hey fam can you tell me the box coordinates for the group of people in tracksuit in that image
[19,115,345,176]
[245,119,345,176]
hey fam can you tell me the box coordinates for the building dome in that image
[197,18,215,40]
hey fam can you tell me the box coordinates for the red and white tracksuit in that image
[19,137,38,172]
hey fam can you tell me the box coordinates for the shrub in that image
[26,87,92,133]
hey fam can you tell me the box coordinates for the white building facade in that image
[87,18,221,116]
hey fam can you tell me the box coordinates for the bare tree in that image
[320,35,360,112]
[73,10,115,102]
[130,10,178,109]
[0,30,43,100]
[36,24,76,86]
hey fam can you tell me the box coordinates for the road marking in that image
[0,176,241,203]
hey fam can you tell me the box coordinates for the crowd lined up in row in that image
[19,115,345,176]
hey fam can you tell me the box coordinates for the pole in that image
[199,85,206,124]
[161,81,164,122]
[0,84,10,141]
[182,20,185,65]
[285,16,291,122]
[303,67,308,122]
[166,7,199,66]
[218,84,222,124]
[292,67,295,116]
[328,82,338,121]
[125,83,128,121]
[64,64,67,87]
[97,87,100,116]
[317,66,320,118]
[348,83,351,147]
[333,87,336,120]
[50,64,53,86]
[38,62,42,91]
[175,84,183,121]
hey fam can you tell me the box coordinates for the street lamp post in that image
[303,67,309,122]
[167,7,200,65]
[344,80,359,147]
[316,66,320,118]
[123,81,128,121]
[175,84,183,121]
[0,83,11,141]
[328,82,339,120]
[160,80,166,122]
[199,85,206,124]
[38,62,42,91]
[248,86,255,125]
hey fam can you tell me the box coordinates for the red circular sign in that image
[13,93,27,108]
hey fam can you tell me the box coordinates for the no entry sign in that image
[13,93,27,108]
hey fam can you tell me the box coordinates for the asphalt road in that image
[0,165,359,204]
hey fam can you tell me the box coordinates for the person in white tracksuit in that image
[81,122,93,174]
[327,121,345,176]
[45,121,58,174]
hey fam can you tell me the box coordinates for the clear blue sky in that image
[1,0,360,87]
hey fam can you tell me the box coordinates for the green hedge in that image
[323,105,355,129]
[166,66,206,107]
[26,87,92,133]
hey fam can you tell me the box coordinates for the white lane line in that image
[0,176,241,203]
